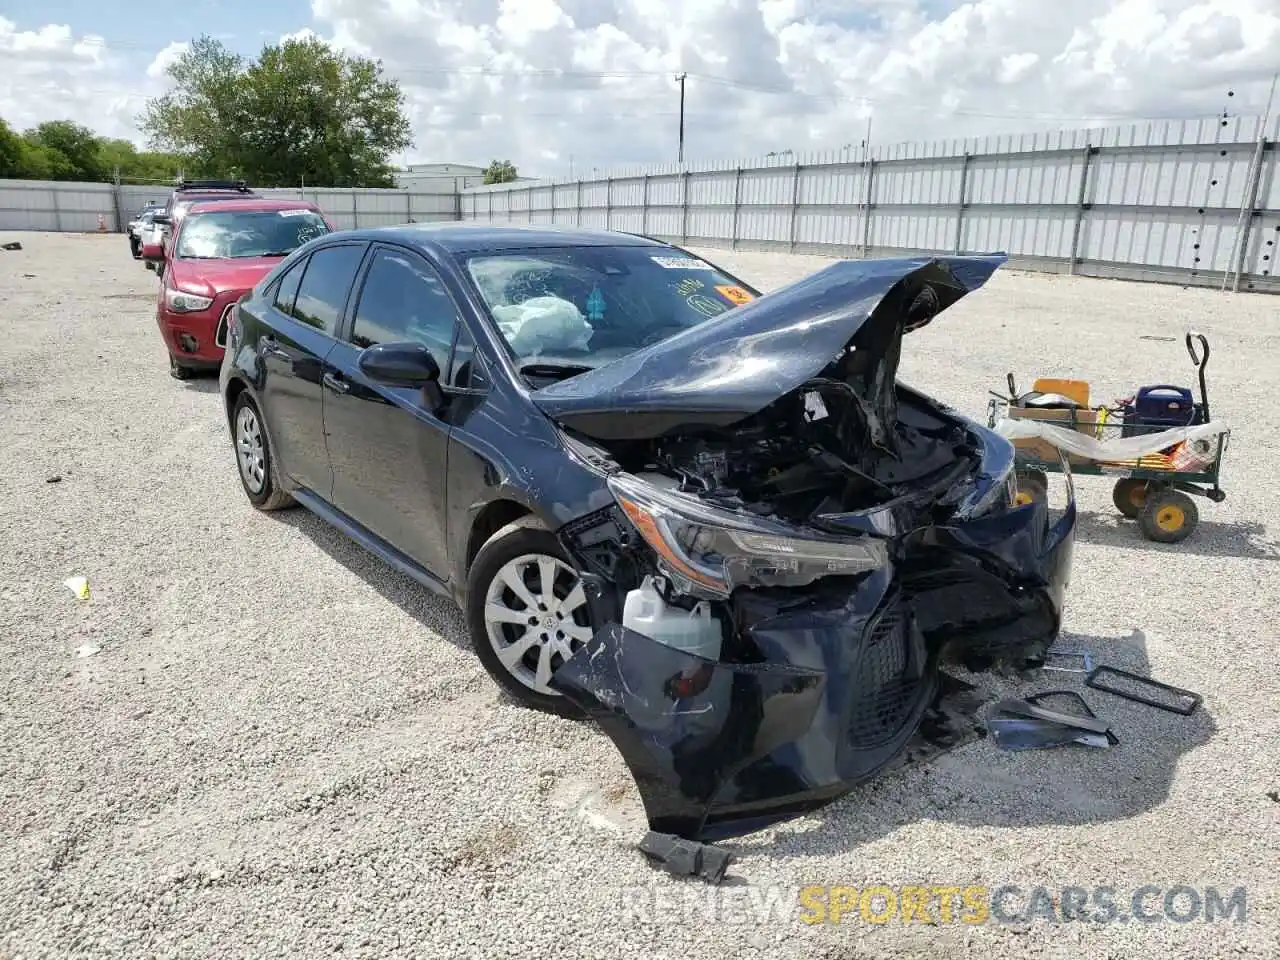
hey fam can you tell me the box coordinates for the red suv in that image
[151,198,334,379]
[141,180,259,276]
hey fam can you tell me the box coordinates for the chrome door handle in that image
[260,336,289,361]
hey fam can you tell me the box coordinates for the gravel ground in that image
[1,232,1277,959]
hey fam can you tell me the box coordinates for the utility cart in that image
[986,332,1228,544]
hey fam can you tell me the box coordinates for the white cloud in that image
[2,2,1278,175]
[146,41,189,80]
[279,27,324,45]
[998,52,1040,83]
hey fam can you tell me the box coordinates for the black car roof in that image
[334,223,670,256]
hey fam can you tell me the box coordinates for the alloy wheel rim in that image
[236,406,266,494]
[483,552,591,695]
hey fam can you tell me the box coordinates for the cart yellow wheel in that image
[1112,478,1150,519]
[1014,470,1048,508]
[1138,489,1199,544]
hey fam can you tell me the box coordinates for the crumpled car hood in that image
[531,254,1007,440]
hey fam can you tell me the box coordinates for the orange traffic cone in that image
[97,214,107,233]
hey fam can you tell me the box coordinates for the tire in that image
[168,354,195,381]
[466,516,592,719]
[1139,489,1198,544]
[1112,478,1149,519]
[1013,469,1049,508]
[230,393,293,511]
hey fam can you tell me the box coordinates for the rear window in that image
[175,209,330,260]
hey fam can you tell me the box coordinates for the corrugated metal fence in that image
[0,180,459,234]
[4,115,1278,292]
[462,115,1280,292]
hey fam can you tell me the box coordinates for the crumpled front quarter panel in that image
[549,623,826,839]
[550,567,942,841]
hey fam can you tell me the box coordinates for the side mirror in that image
[358,341,441,387]
[141,241,165,260]
[151,213,172,226]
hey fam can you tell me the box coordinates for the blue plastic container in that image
[1121,384,1200,437]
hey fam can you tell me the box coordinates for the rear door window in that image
[272,259,306,315]
[292,244,367,336]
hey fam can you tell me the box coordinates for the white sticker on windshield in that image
[278,209,313,217]
[650,255,715,270]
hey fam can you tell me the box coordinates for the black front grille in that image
[845,603,925,749]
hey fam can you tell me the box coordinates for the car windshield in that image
[175,209,329,260]
[465,246,756,380]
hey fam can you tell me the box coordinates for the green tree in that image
[23,121,107,180]
[97,138,185,182]
[141,35,412,187]
[0,118,23,178]
[483,160,518,184]
[15,139,76,180]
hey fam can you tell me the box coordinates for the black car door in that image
[322,244,462,577]
[258,241,368,498]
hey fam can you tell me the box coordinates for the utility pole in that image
[675,72,688,164]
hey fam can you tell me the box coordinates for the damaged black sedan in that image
[220,224,1075,854]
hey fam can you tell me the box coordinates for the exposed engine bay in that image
[621,380,982,526]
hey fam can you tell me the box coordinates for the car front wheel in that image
[466,516,593,718]
[231,393,293,511]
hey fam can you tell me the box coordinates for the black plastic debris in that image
[988,690,1117,751]
[638,831,732,884]
[1,241,22,251]
[888,672,994,769]
[1085,666,1202,716]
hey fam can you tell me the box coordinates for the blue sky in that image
[0,0,311,59]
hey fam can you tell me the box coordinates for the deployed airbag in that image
[492,296,593,355]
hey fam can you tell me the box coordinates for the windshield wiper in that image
[519,361,595,382]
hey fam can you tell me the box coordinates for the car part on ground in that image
[1084,665,1203,716]
[1038,644,1095,674]
[987,690,1116,751]
[638,831,733,884]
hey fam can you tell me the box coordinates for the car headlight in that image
[608,473,887,598]
[952,423,1017,519]
[165,289,214,313]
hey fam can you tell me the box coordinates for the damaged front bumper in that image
[550,462,1075,845]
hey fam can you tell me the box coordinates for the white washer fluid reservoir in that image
[621,576,722,661]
